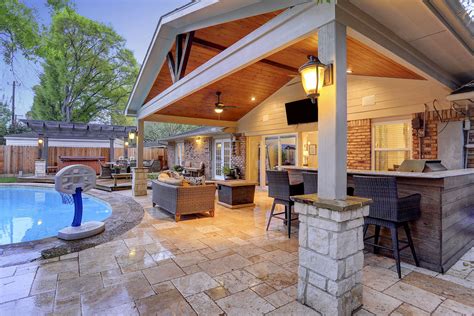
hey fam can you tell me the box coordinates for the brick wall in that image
[231,135,246,179]
[347,119,372,170]
[412,109,464,160]
[184,137,212,179]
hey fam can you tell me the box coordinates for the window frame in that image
[371,118,412,171]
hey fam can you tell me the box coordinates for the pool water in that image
[0,186,111,245]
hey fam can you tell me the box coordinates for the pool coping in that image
[0,183,144,267]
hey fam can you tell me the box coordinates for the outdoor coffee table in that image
[216,180,257,209]
[111,173,132,187]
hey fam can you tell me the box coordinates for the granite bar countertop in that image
[291,194,372,212]
[280,166,474,179]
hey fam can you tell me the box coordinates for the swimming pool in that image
[0,186,111,245]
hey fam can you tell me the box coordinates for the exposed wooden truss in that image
[166,31,195,83]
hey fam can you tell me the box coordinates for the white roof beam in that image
[148,114,238,128]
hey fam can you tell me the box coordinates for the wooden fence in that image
[0,145,167,175]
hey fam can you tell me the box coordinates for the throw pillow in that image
[158,171,184,186]
[184,176,206,186]
[162,177,183,186]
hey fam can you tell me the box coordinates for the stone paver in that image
[0,190,472,315]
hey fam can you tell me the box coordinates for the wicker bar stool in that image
[302,171,355,196]
[266,170,304,238]
[354,175,421,278]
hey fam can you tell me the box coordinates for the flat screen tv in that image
[285,98,318,125]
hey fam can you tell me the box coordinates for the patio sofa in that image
[152,180,216,221]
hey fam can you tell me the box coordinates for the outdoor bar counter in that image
[282,166,474,273]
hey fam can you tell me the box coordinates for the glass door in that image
[263,134,297,184]
[213,139,232,179]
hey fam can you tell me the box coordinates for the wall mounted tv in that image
[285,98,318,125]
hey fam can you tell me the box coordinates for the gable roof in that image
[125,0,311,116]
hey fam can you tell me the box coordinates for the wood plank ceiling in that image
[144,11,424,122]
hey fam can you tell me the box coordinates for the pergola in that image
[20,120,137,165]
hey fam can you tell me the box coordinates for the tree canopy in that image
[0,99,12,144]
[145,122,199,142]
[0,0,41,66]
[31,6,138,124]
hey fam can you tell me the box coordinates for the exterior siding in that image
[238,76,452,136]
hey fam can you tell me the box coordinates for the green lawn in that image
[0,177,17,183]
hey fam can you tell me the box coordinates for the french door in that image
[214,139,232,180]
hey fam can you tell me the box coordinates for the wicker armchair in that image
[266,170,304,238]
[152,180,216,221]
[144,159,161,173]
[302,172,318,194]
[99,162,112,179]
[353,175,421,278]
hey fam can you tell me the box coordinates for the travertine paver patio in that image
[0,190,473,315]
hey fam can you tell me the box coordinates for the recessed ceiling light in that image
[346,69,353,74]
[251,96,256,101]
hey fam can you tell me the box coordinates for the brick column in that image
[294,195,371,315]
[132,167,147,196]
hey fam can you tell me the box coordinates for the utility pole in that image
[8,80,20,129]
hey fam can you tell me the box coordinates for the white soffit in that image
[350,0,474,84]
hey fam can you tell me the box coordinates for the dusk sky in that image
[0,0,189,118]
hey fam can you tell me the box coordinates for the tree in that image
[0,0,41,66]
[145,122,199,142]
[0,98,12,144]
[31,7,139,124]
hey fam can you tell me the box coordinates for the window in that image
[372,121,411,171]
[265,134,297,170]
[175,142,184,166]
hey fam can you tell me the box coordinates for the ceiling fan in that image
[214,91,238,114]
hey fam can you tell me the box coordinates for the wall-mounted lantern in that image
[128,131,136,140]
[299,55,333,103]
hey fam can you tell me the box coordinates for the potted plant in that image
[173,165,184,173]
[223,166,235,180]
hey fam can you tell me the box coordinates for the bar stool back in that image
[266,170,304,238]
[354,175,421,278]
[302,172,318,194]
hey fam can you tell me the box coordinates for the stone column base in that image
[132,167,148,196]
[294,195,371,316]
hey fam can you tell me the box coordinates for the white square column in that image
[136,119,145,168]
[317,21,348,200]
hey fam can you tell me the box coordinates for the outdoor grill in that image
[397,159,447,172]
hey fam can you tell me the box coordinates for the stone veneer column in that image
[132,167,148,196]
[294,195,371,315]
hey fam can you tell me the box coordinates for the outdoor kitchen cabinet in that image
[284,166,474,273]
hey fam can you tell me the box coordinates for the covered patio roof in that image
[126,0,472,125]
